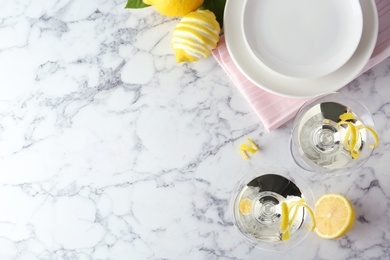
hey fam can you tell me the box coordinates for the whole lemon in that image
[143,0,204,17]
[172,10,220,62]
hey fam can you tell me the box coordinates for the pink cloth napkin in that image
[213,0,390,132]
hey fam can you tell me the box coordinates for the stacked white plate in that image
[224,0,378,98]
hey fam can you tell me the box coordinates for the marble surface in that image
[1,0,390,259]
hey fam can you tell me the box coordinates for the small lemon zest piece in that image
[239,144,257,154]
[239,138,259,160]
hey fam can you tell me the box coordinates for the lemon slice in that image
[172,10,221,62]
[239,199,253,215]
[314,194,355,239]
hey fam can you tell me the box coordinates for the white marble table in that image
[1,0,389,259]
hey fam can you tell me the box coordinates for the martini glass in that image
[290,92,378,175]
[231,169,315,251]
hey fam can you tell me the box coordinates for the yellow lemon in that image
[314,194,355,239]
[143,0,204,17]
[172,10,220,62]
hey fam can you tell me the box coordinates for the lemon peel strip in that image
[280,202,289,231]
[338,111,380,158]
[281,230,291,241]
[280,201,290,240]
[339,112,359,157]
[339,112,356,121]
[281,199,303,241]
[288,201,316,231]
[338,120,379,158]
[239,138,259,160]
[357,125,380,148]
[338,121,358,152]
[288,198,304,228]
[338,121,360,159]
[280,200,316,241]
[246,138,258,151]
[343,127,351,150]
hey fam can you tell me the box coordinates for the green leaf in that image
[199,0,227,27]
[125,0,150,9]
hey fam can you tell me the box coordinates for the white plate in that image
[243,0,363,79]
[224,0,378,98]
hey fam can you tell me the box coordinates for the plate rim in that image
[224,0,378,98]
[242,0,364,79]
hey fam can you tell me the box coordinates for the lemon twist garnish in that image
[239,138,259,160]
[172,10,221,63]
[279,199,316,241]
[280,202,289,231]
[288,201,316,231]
[357,125,379,148]
[280,202,291,240]
[338,112,379,159]
[288,198,304,228]
[338,121,359,159]
[339,112,356,121]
